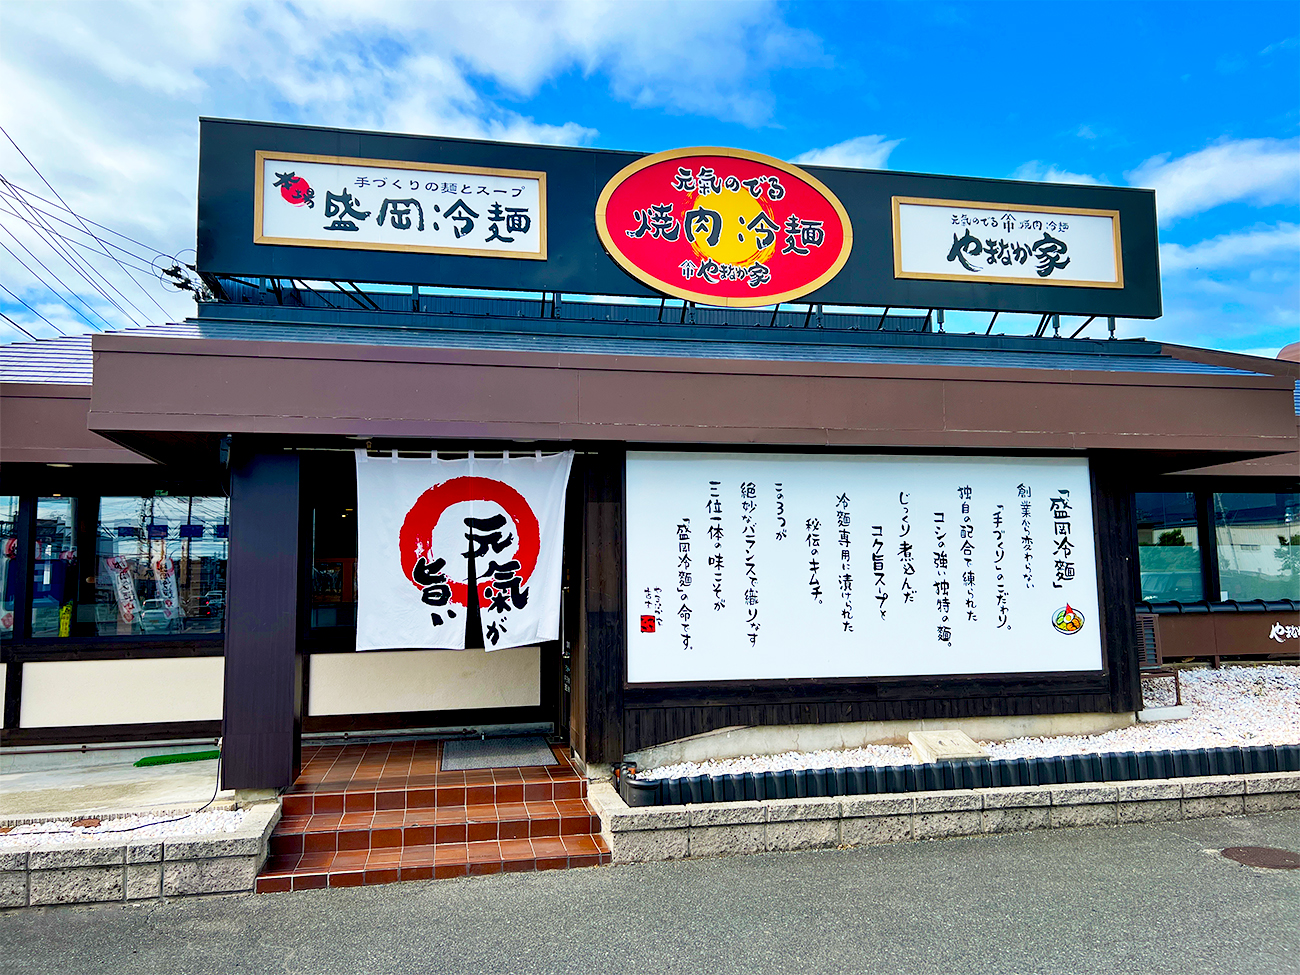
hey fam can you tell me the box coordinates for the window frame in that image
[0,465,230,660]
[1132,479,1300,608]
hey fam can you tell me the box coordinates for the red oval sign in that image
[596,147,852,308]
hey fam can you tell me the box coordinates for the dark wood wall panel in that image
[580,447,625,765]
[221,448,302,790]
[1091,455,1141,713]
[624,692,1114,755]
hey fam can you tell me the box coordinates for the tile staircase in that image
[256,739,609,893]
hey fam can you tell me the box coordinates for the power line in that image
[0,124,171,319]
[0,179,174,262]
[0,232,106,331]
[0,172,144,328]
[0,191,166,271]
[0,200,121,330]
[0,308,37,340]
[0,278,65,334]
[0,202,161,281]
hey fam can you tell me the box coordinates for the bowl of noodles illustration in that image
[1052,604,1085,635]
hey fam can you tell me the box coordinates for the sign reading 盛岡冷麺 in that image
[255,151,546,259]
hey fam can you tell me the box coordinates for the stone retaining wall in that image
[589,771,1300,863]
[0,803,279,909]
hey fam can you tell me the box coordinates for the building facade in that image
[1,121,1296,789]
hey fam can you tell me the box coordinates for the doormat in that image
[441,736,559,771]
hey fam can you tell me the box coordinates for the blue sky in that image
[1,1,1296,354]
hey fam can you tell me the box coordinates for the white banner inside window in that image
[626,452,1102,683]
[356,450,574,652]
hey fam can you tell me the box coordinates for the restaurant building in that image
[1,119,1296,796]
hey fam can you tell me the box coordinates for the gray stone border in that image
[0,803,279,909]
[588,771,1300,864]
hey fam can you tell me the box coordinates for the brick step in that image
[281,773,586,817]
[268,799,602,856]
[256,834,611,892]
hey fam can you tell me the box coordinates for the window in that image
[32,497,79,638]
[1214,492,1300,601]
[1,495,17,639]
[95,496,230,636]
[1135,492,1203,602]
[310,489,357,629]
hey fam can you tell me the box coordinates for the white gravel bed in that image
[0,808,248,848]
[640,665,1300,781]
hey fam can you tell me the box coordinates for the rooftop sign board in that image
[198,118,1161,318]
[595,148,852,307]
[255,151,546,260]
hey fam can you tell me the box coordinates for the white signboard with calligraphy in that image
[626,452,1102,684]
[255,151,546,259]
[892,197,1122,288]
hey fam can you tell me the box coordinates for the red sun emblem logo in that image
[398,477,540,610]
[273,171,315,208]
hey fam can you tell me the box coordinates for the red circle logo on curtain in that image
[595,147,853,308]
[399,476,540,609]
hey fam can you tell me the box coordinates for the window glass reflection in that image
[1,496,18,639]
[96,496,230,635]
[32,498,78,638]
[1135,492,1203,602]
[1214,492,1300,602]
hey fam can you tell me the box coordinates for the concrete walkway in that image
[0,757,231,820]
[2,811,1297,975]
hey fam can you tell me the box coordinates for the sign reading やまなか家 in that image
[596,148,853,307]
[893,198,1123,288]
[626,452,1102,684]
[355,450,573,652]
[255,151,546,258]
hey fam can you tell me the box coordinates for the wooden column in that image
[1090,456,1141,714]
[222,448,302,790]
[582,448,625,766]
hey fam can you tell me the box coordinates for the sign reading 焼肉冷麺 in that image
[595,147,853,308]
[255,151,546,259]
[893,197,1122,288]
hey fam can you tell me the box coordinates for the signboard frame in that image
[197,117,1162,318]
[892,196,1124,290]
[253,150,548,260]
[594,146,854,308]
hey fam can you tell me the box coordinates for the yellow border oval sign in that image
[595,147,853,308]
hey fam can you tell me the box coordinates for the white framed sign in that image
[626,452,1102,683]
[254,151,546,259]
[893,197,1122,288]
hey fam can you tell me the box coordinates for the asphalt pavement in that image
[4,810,1298,975]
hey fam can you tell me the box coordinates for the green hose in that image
[133,750,221,767]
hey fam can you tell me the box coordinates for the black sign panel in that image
[197,118,1161,318]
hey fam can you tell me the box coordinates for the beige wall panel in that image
[308,647,540,716]
[20,657,224,727]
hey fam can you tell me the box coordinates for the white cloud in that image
[1160,223,1300,274]
[1010,161,1103,186]
[1125,138,1300,224]
[0,0,818,342]
[792,135,901,170]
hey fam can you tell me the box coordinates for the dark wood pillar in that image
[582,447,625,765]
[222,448,302,790]
[1090,456,1141,714]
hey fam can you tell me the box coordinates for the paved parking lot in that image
[4,811,1298,975]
